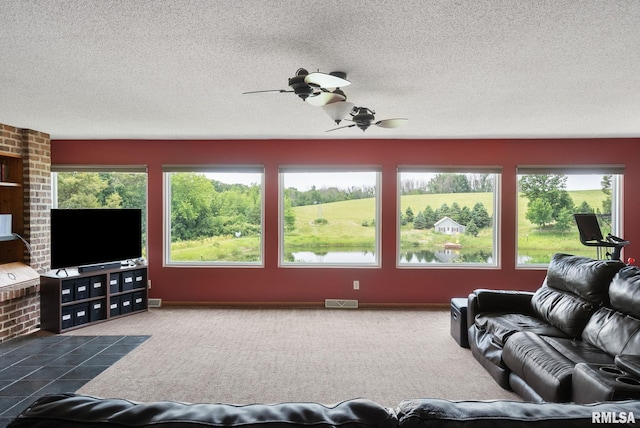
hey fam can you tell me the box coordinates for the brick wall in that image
[22,128,51,271]
[0,282,40,342]
[0,123,51,342]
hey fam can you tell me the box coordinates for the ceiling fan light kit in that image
[322,101,355,124]
[244,67,407,132]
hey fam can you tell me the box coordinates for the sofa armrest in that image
[467,289,535,329]
[615,355,640,378]
[8,394,398,428]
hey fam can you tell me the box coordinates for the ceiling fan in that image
[325,106,408,132]
[243,68,350,105]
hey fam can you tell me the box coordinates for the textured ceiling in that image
[1,0,639,140]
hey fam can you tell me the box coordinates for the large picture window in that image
[517,167,624,266]
[279,168,380,266]
[164,167,264,266]
[397,168,500,267]
[51,166,148,256]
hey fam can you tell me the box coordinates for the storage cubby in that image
[0,151,25,264]
[40,265,148,333]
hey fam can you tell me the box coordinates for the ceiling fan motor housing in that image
[288,75,314,100]
[352,108,375,131]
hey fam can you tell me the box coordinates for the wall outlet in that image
[148,279,151,289]
[353,280,359,290]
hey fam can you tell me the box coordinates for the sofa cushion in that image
[396,397,640,428]
[545,253,624,305]
[609,266,640,317]
[582,306,640,357]
[541,336,613,365]
[502,331,575,402]
[474,312,567,346]
[531,285,596,339]
[467,325,511,389]
[8,394,398,428]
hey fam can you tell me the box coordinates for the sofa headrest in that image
[609,266,640,317]
[545,253,625,304]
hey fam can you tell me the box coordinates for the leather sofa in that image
[468,252,640,403]
[8,392,640,428]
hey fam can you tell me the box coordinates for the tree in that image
[170,173,215,241]
[423,205,436,229]
[414,212,427,229]
[458,206,472,226]
[449,202,462,223]
[576,201,593,214]
[519,174,574,223]
[554,208,574,232]
[601,175,612,213]
[437,203,450,220]
[427,173,471,194]
[283,195,296,232]
[471,202,491,228]
[405,206,414,223]
[57,172,107,208]
[468,173,494,192]
[525,198,554,228]
[466,220,479,237]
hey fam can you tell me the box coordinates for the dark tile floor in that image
[0,334,148,428]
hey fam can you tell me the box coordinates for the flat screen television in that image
[51,208,142,270]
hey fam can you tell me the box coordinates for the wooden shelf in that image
[0,151,24,264]
[40,264,148,333]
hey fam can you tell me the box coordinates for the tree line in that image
[284,185,375,206]
[401,173,494,195]
[402,202,492,237]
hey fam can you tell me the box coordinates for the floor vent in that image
[325,299,358,309]
[148,298,162,308]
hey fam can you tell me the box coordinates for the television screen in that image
[51,208,142,269]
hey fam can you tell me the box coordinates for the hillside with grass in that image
[171,189,610,263]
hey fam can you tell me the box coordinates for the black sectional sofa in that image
[8,392,640,428]
[10,252,640,426]
[468,253,640,403]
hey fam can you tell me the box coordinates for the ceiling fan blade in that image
[374,118,408,128]
[305,72,351,89]
[242,89,292,94]
[306,91,347,107]
[325,123,356,132]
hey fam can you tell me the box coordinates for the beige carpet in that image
[64,307,520,407]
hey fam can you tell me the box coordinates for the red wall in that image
[51,138,640,306]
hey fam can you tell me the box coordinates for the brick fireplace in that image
[0,123,51,342]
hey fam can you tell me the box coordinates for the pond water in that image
[285,247,584,265]
[284,247,496,264]
[288,251,376,264]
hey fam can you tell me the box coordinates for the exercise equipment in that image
[574,213,629,261]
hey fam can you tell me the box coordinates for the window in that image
[164,166,264,265]
[516,166,624,266]
[397,168,500,267]
[279,168,380,266]
[51,166,148,257]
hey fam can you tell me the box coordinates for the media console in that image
[40,264,148,333]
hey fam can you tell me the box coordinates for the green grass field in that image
[170,189,610,262]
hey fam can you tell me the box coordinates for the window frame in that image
[515,165,625,268]
[278,166,382,268]
[163,165,265,267]
[396,166,502,269]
